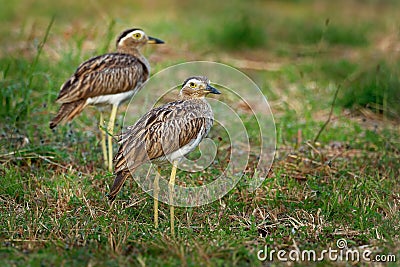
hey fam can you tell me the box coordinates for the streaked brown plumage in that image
[108,76,221,235]
[50,28,164,171]
[49,53,146,123]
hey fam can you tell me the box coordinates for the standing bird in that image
[49,28,164,171]
[108,76,221,235]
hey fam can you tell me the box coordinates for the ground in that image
[1,0,399,266]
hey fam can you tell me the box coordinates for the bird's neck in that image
[179,87,209,100]
[118,45,140,55]
[178,94,207,101]
[118,46,151,73]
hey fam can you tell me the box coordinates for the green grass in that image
[273,18,369,47]
[338,61,400,118]
[1,0,400,266]
[207,14,267,50]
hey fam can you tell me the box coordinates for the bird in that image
[108,76,221,235]
[49,28,164,172]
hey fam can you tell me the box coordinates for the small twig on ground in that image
[313,85,341,144]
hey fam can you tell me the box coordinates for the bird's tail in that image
[49,100,86,129]
[108,170,131,202]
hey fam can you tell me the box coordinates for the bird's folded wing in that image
[56,53,148,103]
[114,101,212,172]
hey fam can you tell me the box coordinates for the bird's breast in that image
[86,90,135,106]
[172,125,207,161]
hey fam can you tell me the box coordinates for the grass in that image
[207,15,267,50]
[1,0,400,266]
[338,61,400,118]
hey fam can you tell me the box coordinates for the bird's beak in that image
[147,36,165,44]
[205,84,221,95]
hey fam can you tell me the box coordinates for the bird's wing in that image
[114,100,212,173]
[56,53,148,103]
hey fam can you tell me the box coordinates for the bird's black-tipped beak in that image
[206,84,221,94]
[147,36,165,44]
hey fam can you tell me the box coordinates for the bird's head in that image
[116,28,164,50]
[179,76,221,99]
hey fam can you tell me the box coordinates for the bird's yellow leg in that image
[99,112,108,168]
[154,166,161,228]
[169,161,178,236]
[107,104,118,172]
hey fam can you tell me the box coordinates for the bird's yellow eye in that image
[189,82,196,88]
[134,33,141,39]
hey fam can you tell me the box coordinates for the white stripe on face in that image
[185,78,204,89]
[119,30,145,44]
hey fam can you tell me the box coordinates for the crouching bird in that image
[108,76,221,235]
[49,28,164,172]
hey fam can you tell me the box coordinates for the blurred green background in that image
[2,0,400,123]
